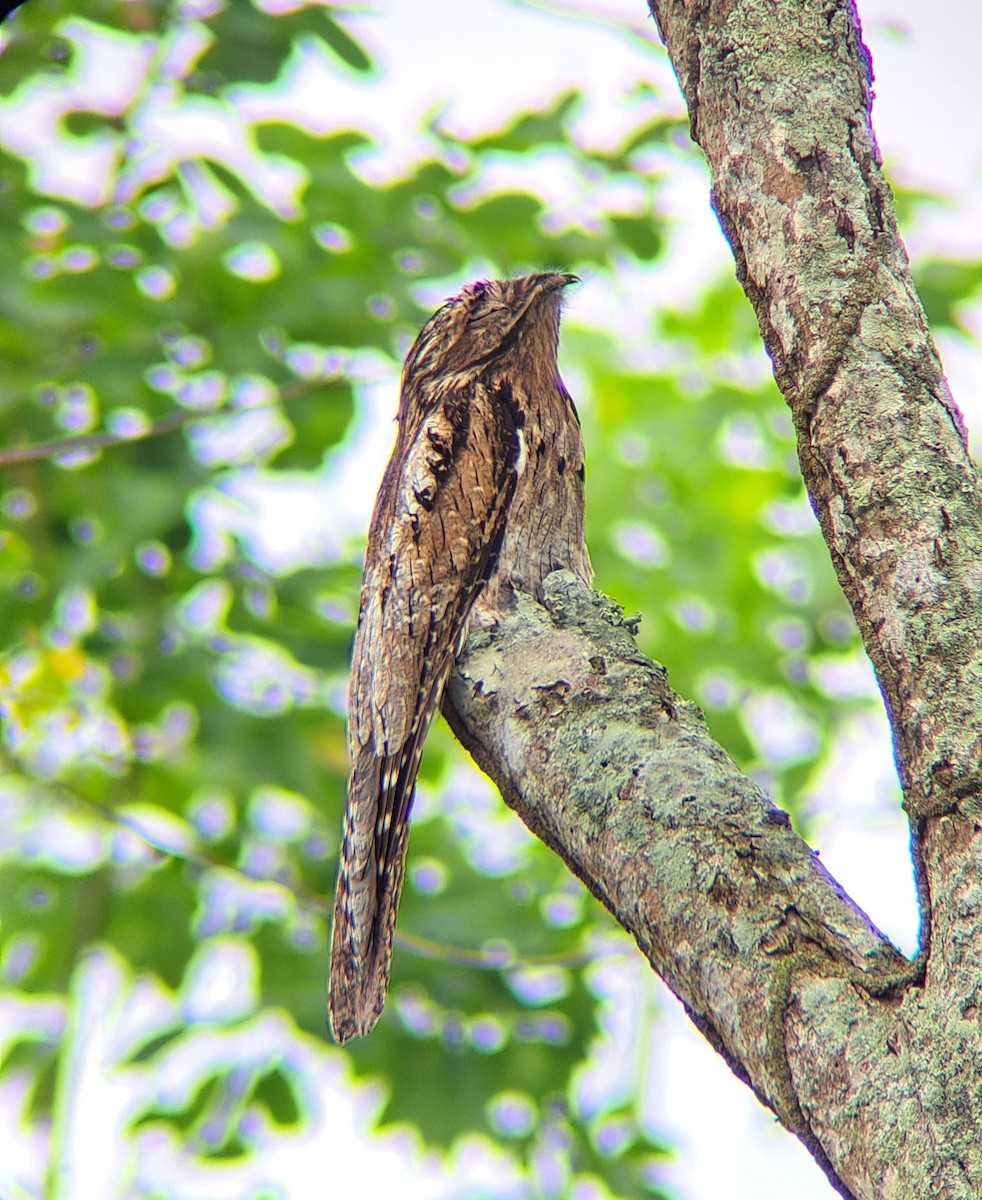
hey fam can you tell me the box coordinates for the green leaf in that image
[321,10,375,74]
[609,214,662,260]
[467,90,580,153]
[913,258,982,332]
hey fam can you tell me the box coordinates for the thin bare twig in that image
[0,378,328,469]
[47,775,615,972]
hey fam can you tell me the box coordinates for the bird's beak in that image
[541,273,578,292]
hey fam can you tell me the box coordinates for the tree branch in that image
[446,573,912,1197]
[0,379,326,468]
[53,780,598,971]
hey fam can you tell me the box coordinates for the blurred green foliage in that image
[1,2,974,1198]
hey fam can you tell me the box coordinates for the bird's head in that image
[397,272,578,420]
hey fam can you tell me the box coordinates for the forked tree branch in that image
[449,2,982,1196]
[446,574,907,1197]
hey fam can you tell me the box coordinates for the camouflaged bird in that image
[328,273,591,1042]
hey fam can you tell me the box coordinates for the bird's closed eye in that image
[468,303,508,326]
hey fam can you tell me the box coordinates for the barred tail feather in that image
[328,834,409,1043]
[329,671,448,1042]
[328,749,413,1043]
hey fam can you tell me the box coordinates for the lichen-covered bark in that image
[645,0,982,920]
[447,579,982,1199]
[442,2,982,1196]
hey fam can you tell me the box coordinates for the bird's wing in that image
[329,375,521,1042]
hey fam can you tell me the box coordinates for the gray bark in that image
[446,1,982,1196]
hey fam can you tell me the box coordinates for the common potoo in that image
[329,273,591,1043]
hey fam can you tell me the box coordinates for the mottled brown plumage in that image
[328,273,591,1042]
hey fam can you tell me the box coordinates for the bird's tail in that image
[328,752,412,1043]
